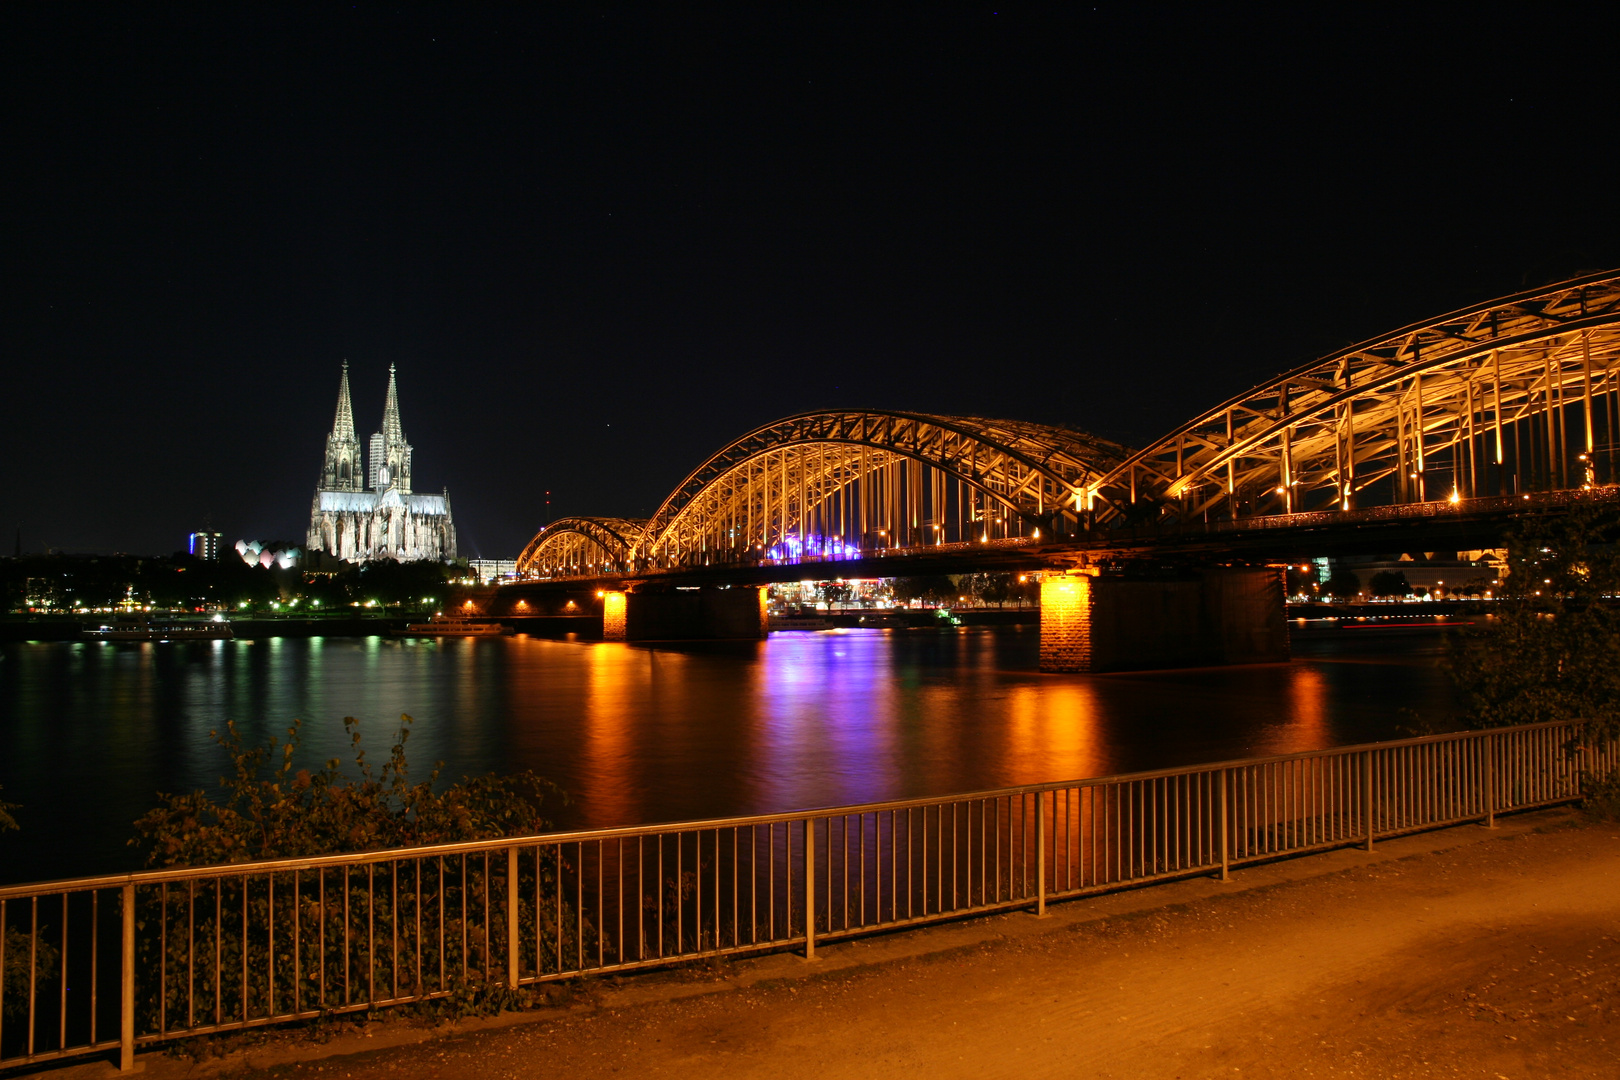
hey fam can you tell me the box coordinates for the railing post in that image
[1483,733,1497,829]
[803,818,816,960]
[120,883,137,1072]
[1219,769,1230,882]
[1363,750,1376,852]
[506,848,519,990]
[1034,790,1047,917]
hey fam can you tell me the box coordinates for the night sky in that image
[4,7,1617,558]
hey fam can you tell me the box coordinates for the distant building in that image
[188,531,223,561]
[468,558,518,585]
[307,362,457,563]
[235,539,302,569]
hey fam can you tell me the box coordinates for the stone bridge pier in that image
[581,568,1285,672]
[1038,566,1287,673]
[601,585,768,642]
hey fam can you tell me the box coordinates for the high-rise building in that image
[188,531,223,561]
[307,363,456,563]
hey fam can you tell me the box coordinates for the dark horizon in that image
[4,7,1618,557]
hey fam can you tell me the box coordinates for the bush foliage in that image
[131,716,561,866]
[1447,506,1620,746]
[0,786,17,836]
[2,785,55,1024]
[125,718,581,1032]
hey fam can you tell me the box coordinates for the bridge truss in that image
[1089,271,1620,527]
[630,412,1133,572]
[515,272,1620,580]
[515,517,646,578]
[517,412,1132,579]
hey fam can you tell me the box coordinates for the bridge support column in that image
[1038,574,1095,672]
[602,590,628,641]
[619,585,767,641]
[1039,566,1287,673]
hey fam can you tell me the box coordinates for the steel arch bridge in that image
[515,517,647,578]
[517,412,1133,579]
[1088,270,1620,526]
[516,271,1620,581]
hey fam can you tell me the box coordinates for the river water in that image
[0,627,1455,885]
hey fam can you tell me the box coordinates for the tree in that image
[818,581,851,607]
[357,560,452,608]
[963,572,1013,607]
[1285,563,1319,597]
[1008,575,1039,608]
[891,574,956,606]
[1448,506,1620,747]
[1325,568,1362,601]
[1368,570,1412,598]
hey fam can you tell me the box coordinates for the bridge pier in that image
[602,590,628,641]
[1039,566,1287,673]
[602,585,768,642]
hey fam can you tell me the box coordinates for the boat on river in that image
[83,616,234,641]
[768,608,833,632]
[391,616,512,637]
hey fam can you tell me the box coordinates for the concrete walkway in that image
[48,808,1620,1079]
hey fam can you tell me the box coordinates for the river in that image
[0,626,1455,884]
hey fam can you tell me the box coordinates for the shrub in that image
[1581,770,1620,822]
[131,716,561,866]
[1,785,58,1024]
[127,717,584,1033]
[1447,506,1620,745]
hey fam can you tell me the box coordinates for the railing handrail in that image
[0,719,1583,900]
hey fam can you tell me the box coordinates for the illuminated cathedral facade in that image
[307,362,456,563]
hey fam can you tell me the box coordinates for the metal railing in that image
[1,721,1612,1071]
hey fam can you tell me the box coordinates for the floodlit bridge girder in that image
[632,411,1133,572]
[1090,270,1620,526]
[514,271,1620,581]
[515,516,647,580]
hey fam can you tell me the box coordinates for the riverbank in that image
[38,806,1616,1080]
[0,610,1025,641]
[0,615,416,641]
[0,603,1490,642]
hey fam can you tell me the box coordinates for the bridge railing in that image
[1,721,1612,1071]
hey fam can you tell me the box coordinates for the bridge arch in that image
[1089,270,1620,525]
[515,516,647,579]
[631,410,1133,570]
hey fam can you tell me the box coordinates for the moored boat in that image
[84,616,234,641]
[768,608,833,632]
[391,616,511,637]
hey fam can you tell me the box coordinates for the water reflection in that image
[0,629,1450,884]
[1005,681,1104,784]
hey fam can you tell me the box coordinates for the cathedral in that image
[307,362,457,563]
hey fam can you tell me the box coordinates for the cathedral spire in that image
[331,359,356,442]
[372,363,414,494]
[381,363,405,445]
[320,360,362,491]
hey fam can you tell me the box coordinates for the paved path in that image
[69,809,1620,1079]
